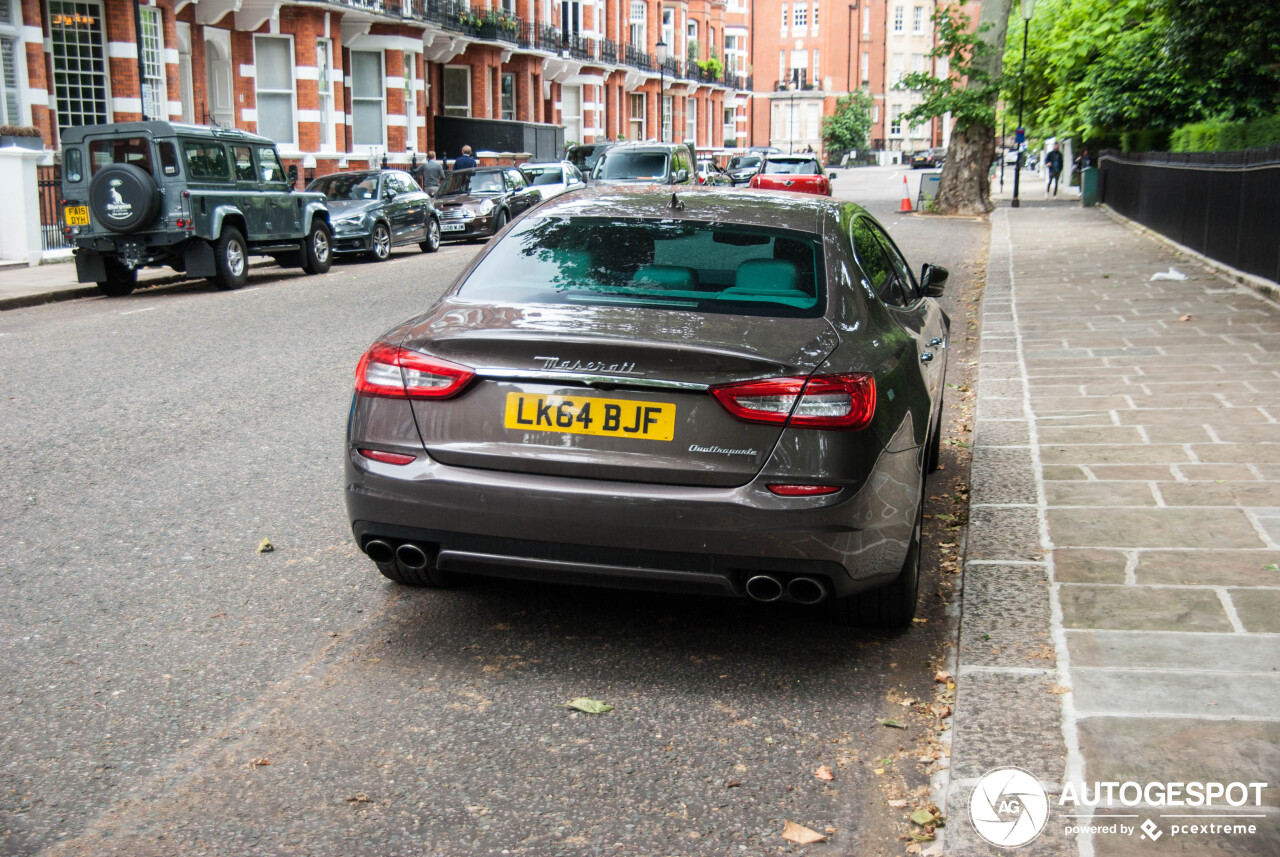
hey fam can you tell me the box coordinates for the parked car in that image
[695,159,733,186]
[519,161,586,201]
[725,153,764,186]
[911,147,946,169]
[747,154,832,196]
[590,142,695,185]
[565,142,614,182]
[345,188,950,627]
[307,169,440,261]
[434,167,542,242]
[60,120,331,296]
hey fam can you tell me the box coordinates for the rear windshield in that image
[728,156,760,169]
[457,217,824,318]
[89,138,153,175]
[763,159,821,175]
[522,167,565,186]
[594,152,669,181]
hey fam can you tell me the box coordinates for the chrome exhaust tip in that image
[364,539,395,564]
[787,576,829,605]
[395,542,430,570]
[745,574,784,603]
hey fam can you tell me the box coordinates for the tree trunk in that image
[934,122,996,214]
[930,0,1012,215]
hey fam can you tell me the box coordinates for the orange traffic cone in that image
[899,175,913,212]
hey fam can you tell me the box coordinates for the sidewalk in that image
[0,257,277,310]
[944,181,1280,854]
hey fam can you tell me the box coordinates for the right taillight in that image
[710,373,876,430]
[354,342,474,399]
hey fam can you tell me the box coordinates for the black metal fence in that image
[1099,147,1280,284]
[36,165,73,252]
[433,115,564,162]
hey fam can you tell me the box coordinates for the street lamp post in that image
[656,36,668,142]
[1011,0,1035,208]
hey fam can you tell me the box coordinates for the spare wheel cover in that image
[90,163,160,234]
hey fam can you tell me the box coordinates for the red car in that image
[747,154,832,196]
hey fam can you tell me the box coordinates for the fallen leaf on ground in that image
[888,799,909,809]
[1048,685,1071,695]
[815,765,835,781]
[248,758,272,767]
[1178,314,1192,321]
[934,670,952,684]
[256,538,274,554]
[346,793,371,803]
[781,821,829,844]
[724,779,742,788]
[878,718,906,729]
[911,809,937,827]
[557,697,613,714]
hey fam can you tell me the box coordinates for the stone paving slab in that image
[946,202,1280,857]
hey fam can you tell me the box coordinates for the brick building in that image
[0,0,754,172]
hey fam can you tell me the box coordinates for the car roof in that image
[603,142,687,153]
[527,185,846,234]
[60,120,274,146]
[766,154,819,162]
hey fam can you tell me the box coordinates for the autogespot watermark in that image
[969,768,1271,848]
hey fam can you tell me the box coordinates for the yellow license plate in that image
[504,392,675,441]
[64,205,90,226]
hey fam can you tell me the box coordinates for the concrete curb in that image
[0,260,278,312]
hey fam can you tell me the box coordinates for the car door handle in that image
[920,352,934,363]
[928,337,945,347]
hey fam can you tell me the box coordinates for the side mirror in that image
[827,171,838,180]
[384,187,397,200]
[676,168,689,183]
[287,164,298,186]
[921,263,949,297]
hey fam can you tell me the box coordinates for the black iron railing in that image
[1099,147,1280,285]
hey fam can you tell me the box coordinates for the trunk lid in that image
[402,301,838,487]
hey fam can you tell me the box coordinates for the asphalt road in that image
[0,167,988,857]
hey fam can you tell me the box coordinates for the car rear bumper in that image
[345,448,916,599]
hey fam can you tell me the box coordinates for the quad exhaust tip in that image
[364,539,395,564]
[395,542,430,570]
[787,576,828,605]
[745,574,784,603]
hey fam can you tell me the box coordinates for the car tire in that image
[374,557,452,588]
[369,222,391,262]
[96,257,137,297]
[210,227,249,291]
[491,209,508,236]
[833,486,922,629]
[419,217,440,253]
[301,220,332,275]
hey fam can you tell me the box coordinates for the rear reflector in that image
[355,342,474,400]
[767,484,841,496]
[710,373,876,430]
[358,448,417,465]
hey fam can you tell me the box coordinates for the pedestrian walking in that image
[417,150,445,191]
[1045,143,1064,196]
[1073,147,1092,173]
[453,145,477,171]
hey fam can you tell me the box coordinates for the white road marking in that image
[119,307,156,315]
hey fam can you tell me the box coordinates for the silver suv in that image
[60,121,332,296]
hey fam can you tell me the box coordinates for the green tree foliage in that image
[1009,0,1280,145]
[899,3,998,133]
[821,89,874,154]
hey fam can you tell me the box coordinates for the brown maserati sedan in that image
[345,188,950,627]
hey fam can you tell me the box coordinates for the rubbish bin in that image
[1081,166,1099,207]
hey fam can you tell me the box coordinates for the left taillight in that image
[354,342,474,399]
[710,373,876,430]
